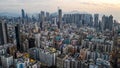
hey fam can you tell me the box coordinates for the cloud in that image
[80,2,98,6]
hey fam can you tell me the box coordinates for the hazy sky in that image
[0,0,120,21]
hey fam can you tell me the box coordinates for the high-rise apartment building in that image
[1,55,13,68]
[102,15,113,31]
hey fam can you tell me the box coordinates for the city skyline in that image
[0,0,120,21]
[1,1,120,68]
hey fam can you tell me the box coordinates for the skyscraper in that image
[40,11,45,30]
[5,23,9,43]
[21,9,25,19]
[28,38,35,48]
[15,24,22,51]
[102,15,113,31]
[94,14,99,29]
[25,14,29,23]
[0,20,8,45]
[63,14,92,27]
[108,15,113,30]
[21,9,25,24]
[46,12,50,21]
[58,9,62,29]
[89,15,93,27]
[102,15,106,31]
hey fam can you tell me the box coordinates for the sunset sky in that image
[0,0,120,21]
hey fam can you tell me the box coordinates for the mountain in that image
[65,10,89,14]
[0,12,20,17]
[50,10,90,16]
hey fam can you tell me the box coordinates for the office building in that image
[28,38,35,48]
[89,15,93,27]
[5,23,9,43]
[40,11,45,30]
[58,9,62,29]
[0,20,8,45]
[46,12,50,21]
[21,9,25,24]
[15,24,22,51]
[94,14,99,29]
[108,15,113,30]
[21,9,25,19]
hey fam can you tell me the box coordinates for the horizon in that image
[0,0,120,21]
